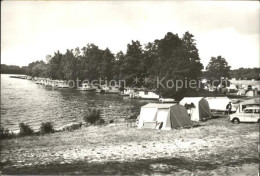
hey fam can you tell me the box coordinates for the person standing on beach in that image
[226,102,232,115]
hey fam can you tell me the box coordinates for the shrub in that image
[109,120,114,123]
[98,119,105,125]
[40,122,54,134]
[83,108,101,125]
[19,122,34,136]
[0,126,14,139]
[129,114,138,119]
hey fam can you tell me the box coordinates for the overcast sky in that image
[1,1,259,69]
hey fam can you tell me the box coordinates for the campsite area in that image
[0,117,258,175]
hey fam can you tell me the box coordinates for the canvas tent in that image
[206,97,236,112]
[179,97,211,121]
[137,103,191,130]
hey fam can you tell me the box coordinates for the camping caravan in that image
[245,89,258,97]
[206,97,236,112]
[137,103,191,130]
[236,97,260,113]
[206,97,237,116]
[179,97,211,121]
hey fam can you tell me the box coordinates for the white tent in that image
[179,97,211,121]
[206,97,236,112]
[137,103,191,130]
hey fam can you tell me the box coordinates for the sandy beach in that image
[0,117,258,175]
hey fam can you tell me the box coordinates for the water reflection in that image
[1,74,155,131]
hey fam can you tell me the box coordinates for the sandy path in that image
[1,134,258,168]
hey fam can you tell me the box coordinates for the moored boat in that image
[26,76,32,80]
[9,75,27,79]
[57,80,69,88]
[129,89,160,100]
[159,98,176,103]
[77,83,96,91]
[120,87,134,96]
[101,85,120,94]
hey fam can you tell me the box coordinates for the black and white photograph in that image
[1,0,259,175]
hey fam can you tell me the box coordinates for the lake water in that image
[1,74,152,132]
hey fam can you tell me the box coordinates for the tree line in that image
[2,31,258,97]
[229,68,260,80]
[0,64,27,75]
[24,32,203,86]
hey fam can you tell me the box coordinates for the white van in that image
[230,106,260,124]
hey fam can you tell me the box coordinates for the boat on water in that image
[100,85,110,93]
[120,92,129,96]
[108,86,121,94]
[33,78,68,88]
[159,98,176,103]
[57,80,70,88]
[9,75,27,79]
[77,83,96,91]
[92,84,104,93]
[35,78,45,85]
[34,77,43,84]
[51,80,59,88]
[26,76,32,80]
[43,78,53,87]
[129,89,160,100]
[120,87,134,96]
[101,85,120,94]
[40,79,45,84]
[95,89,104,93]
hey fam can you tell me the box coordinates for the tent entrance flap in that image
[156,109,171,129]
[138,107,158,128]
[170,105,192,128]
[170,109,183,128]
[199,99,211,120]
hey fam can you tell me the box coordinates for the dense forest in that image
[1,31,259,97]
[24,32,204,92]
